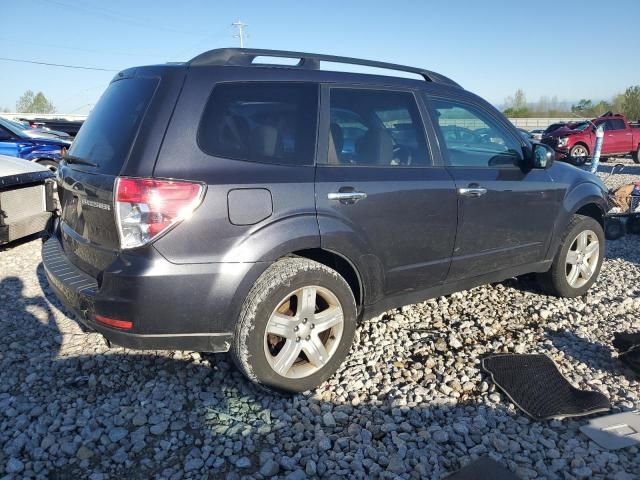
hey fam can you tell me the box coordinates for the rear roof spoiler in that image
[188,48,460,88]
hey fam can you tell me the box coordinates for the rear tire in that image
[231,257,357,393]
[633,145,640,164]
[538,214,604,298]
[605,218,625,240]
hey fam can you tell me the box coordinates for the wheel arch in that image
[545,185,607,261]
[575,202,605,227]
[571,141,590,154]
[289,248,364,310]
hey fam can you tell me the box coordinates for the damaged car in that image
[0,154,57,246]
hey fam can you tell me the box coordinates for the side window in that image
[612,119,626,130]
[198,82,318,166]
[428,97,523,167]
[0,126,12,141]
[328,88,429,166]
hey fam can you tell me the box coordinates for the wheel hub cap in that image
[264,286,344,379]
[565,230,599,288]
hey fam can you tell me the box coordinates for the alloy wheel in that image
[565,230,599,288]
[264,286,344,379]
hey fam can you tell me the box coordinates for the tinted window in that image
[328,88,429,166]
[610,119,626,130]
[68,77,158,175]
[0,126,12,141]
[429,98,522,167]
[198,83,318,166]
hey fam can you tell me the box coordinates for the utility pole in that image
[232,19,248,48]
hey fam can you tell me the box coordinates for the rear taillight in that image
[95,314,133,330]
[115,177,204,249]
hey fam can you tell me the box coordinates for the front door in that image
[425,96,561,281]
[0,126,19,157]
[315,87,457,302]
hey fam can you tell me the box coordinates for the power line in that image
[37,0,194,34]
[232,19,248,48]
[0,57,117,72]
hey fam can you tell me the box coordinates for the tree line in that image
[1,90,57,114]
[4,86,640,120]
[503,86,640,120]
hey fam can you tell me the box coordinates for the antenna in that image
[231,19,248,48]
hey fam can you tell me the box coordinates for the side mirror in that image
[531,143,554,169]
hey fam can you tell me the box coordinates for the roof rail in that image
[188,48,460,88]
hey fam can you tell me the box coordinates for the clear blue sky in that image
[2,0,639,114]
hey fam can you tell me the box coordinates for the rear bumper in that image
[42,234,267,352]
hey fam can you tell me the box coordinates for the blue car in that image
[0,117,72,171]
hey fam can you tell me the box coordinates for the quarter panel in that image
[152,67,320,264]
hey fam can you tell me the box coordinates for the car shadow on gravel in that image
[2,274,516,480]
[2,264,636,479]
[545,329,638,382]
[0,233,45,253]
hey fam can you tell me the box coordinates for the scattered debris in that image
[580,411,640,450]
[446,456,520,480]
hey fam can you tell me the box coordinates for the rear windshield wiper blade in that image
[63,155,99,167]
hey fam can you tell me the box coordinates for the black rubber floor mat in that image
[482,354,610,420]
[613,332,640,375]
[446,457,520,480]
[613,332,640,353]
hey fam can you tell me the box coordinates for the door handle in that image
[458,187,487,197]
[328,191,367,203]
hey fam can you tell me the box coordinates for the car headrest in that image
[251,124,279,157]
[357,128,393,165]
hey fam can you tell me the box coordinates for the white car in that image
[0,155,57,245]
[530,129,545,141]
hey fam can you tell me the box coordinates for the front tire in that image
[627,216,640,235]
[605,218,625,240]
[231,258,357,392]
[538,214,604,297]
[633,145,640,164]
[569,144,589,166]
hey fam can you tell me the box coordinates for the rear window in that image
[198,82,318,166]
[68,77,158,175]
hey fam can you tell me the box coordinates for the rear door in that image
[424,95,560,281]
[57,74,162,276]
[605,118,633,153]
[315,86,457,302]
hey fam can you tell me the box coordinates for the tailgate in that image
[58,166,120,276]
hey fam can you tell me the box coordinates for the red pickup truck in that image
[542,113,640,165]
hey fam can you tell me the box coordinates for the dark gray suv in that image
[43,49,608,392]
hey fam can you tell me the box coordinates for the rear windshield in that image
[68,77,158,175]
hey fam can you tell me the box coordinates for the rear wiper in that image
[63,155,99,167]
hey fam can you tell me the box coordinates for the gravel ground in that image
[596,157,640,191]
[1,164,640,479]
